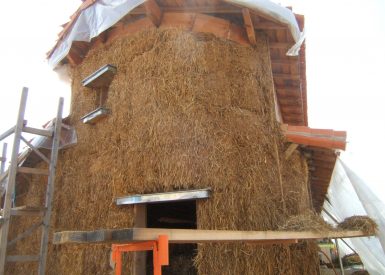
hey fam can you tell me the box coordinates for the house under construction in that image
[0,0,373,275]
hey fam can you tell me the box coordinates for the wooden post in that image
[0,88,28,275]
[274,142,286,212]
[242,8,257,45]
[145,0,162,27]
[38,97,64,275]
[284,143,298,160]
[133,205,147,275]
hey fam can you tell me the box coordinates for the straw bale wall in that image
[7,28,318,274]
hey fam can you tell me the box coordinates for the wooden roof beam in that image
[242,8,257,45]
[144,0,162,27]
[131,5,242,15]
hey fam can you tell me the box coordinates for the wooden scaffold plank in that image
[53,228,370,245]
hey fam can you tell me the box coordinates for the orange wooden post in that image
[111,244,122,275]
[152,235,169,275]
[153,242,161,275]
[157,235,169,265]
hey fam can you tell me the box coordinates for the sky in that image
[0,1,384,200]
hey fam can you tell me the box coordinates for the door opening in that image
[146,200,197,275]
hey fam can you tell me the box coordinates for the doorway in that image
[146,200,197,275]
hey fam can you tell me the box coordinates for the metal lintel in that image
[82,64,117,88]
[81,107,110,124]
[116,188,211,206]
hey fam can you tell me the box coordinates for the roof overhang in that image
[47,0,304,67]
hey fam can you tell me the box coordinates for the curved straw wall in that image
[7,25,318,274]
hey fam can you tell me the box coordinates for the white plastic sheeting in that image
[322,159,385,275]
[49,0,145,67]
[228,0,305,55]
[48,0,304,68]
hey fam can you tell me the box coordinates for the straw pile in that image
[279,210,334,232]
[7,28,319,274]
[337,216,377,235]
[342,253,362,266]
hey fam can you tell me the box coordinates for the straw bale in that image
[337,216,377,235]
[7,28,318,274]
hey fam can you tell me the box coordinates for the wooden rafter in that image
[242,8,257,45]
[144,0,162,27]
[285,143,299,160]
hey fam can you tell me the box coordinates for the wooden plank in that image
[20,136,50,164]
[6,255,39,262]
[0,143,8,184]
[6,206,46,217]
[274,142,286,211]
[0,127,15,142]
[144,0,162,27]
[23,126,52,137]
[0,171,8,184]
[242,8,257,45]
[53,228,369,245]
[18,167,49,176]
[133,205,147,275]
[130,5,241,15]
[285,143,299,160]
[8,222,43,247]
